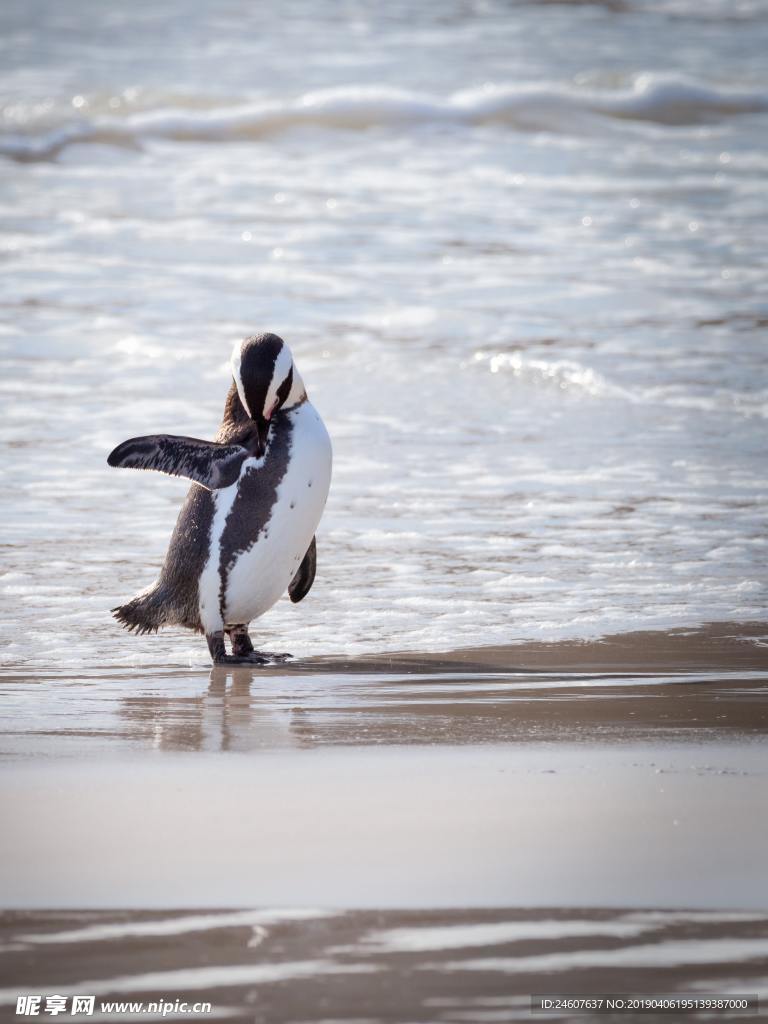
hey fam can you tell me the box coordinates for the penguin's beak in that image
[253,413,271,458]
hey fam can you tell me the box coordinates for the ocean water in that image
[1,0,767,668]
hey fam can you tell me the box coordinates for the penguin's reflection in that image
[208,664,256,699]
[208,667,324,750]
[117,666,319,753]
[116,667,460,753]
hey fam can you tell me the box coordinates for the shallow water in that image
[1,624,767,758]
[1,0,767,667]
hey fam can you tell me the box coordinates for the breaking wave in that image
[472,350,768,418]
[471,350,625,399]
[2,74,767,162]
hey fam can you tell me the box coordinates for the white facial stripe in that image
[264,343,294,417]
[230,341,251,417]
[286,365,306,407]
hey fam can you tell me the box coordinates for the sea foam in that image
[2,74,766,162]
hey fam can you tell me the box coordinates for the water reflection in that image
[1,625,765,759]
[112,652,768,757]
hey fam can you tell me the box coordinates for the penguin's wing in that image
[288,536,317,603]
[107,434,250,490]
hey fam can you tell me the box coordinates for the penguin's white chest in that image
[198,402,332,633]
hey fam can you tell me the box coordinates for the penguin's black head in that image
[231,333,303,456]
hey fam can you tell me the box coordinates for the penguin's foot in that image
[215,652,269,666]
[227,626,292,663]
[227,623,256,658]
[221,651,291,665]
[252,650,292,663]
[208,629,292,665]
[212,651,290,666]
[207,630,243,664]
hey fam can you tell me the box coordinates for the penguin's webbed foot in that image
[212,652,290,666]
[207,629,292,666]
[220,651,291,665]
[215,652,269,666]
[252,650,292,663]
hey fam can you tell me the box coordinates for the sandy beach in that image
[1,623,767,1018]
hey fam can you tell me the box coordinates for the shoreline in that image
[287,621,768,676]
[1,622,766,760]
[3,619,767,682]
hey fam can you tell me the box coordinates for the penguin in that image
[107,332,332,664]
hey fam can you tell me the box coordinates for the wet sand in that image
[1,909,767,1023]
[1,622,767,758]
[2,740,768,911]
[1,623,767,1018]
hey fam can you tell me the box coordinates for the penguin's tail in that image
[112,582,171,635]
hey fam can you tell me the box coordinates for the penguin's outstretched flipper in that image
[108,434,250,490]
[288,536,316,603]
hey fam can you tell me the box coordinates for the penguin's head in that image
[230,333,304,456]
